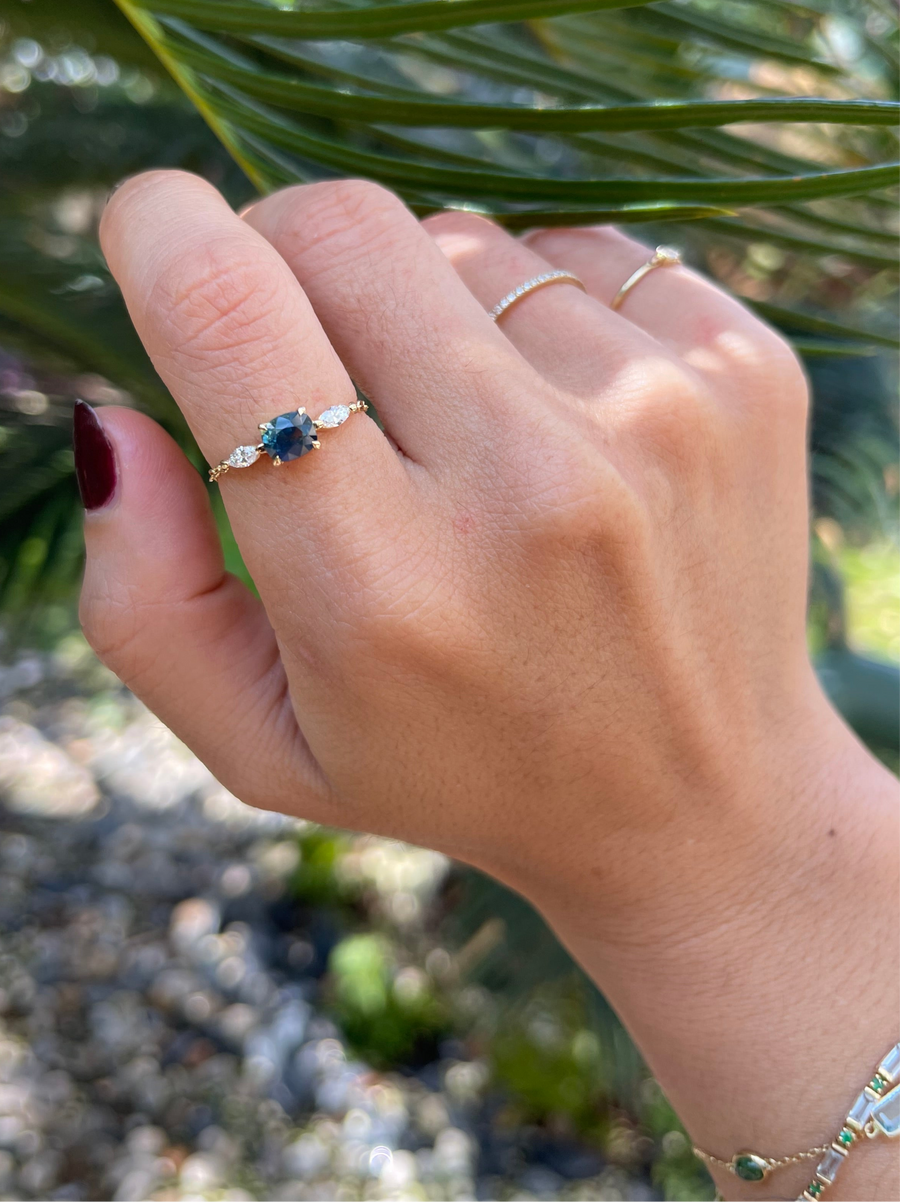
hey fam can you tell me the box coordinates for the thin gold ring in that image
[610,246,682,312]
[489,270,585,323]
[208,400,368,482]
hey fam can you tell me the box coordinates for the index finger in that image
[100,170,411,597]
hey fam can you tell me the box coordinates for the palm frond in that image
[0,0,896,652]
[103,0,899,358]
[0,69,250,611]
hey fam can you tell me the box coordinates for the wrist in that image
[509,685,893,959]
[507,688,899,1201]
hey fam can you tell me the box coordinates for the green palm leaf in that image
[0,0,896,620]
[0,66,252,614]
[109,0,898,346]
[138,0,664,37]
[165,37,897,132]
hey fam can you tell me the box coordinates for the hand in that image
[80,172,899,1200]
[84,170,820,908]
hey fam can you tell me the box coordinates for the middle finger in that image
[243,180,543,471]
[422,209,657,398]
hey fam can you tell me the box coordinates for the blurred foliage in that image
[0,0,897,620]
[0,0,160,71]
[489,992,614,1138]
[291,826,356,908]
[840,541,900,662]
[291,826,453,1069]
[329,933,450,1068]
[0,0,897,286]
[0,44,253,622]
[287,824,718,1198]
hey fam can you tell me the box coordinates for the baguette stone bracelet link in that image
[692,1042,900,1195]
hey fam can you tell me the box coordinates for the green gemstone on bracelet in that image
[808,1181,824,1197]
[733,1155,767,1182]
[870,1077,885,1092]
[838,1128,854,1146]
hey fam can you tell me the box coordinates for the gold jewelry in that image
[693,1145,830,1183]
[691,1041,900,1198]
[489,269,585,322]
[208,400,368,482]
[610,245,681,312]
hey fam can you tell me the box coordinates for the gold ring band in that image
[610,246,682,312]
[489,270,586,322]
[208,400,368,482]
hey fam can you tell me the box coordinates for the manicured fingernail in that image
[73,400,117,510]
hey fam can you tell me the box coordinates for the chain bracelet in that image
[691,1041,900,1194]
[693,1145,830,1177]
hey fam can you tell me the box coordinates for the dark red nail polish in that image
[73,400,117,510]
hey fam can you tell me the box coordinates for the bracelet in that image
[692,1041,899,1196]
[693,1143,830,1183]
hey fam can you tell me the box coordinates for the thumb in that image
[76,401,331,818]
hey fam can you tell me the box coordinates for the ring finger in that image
[524,225,782,379]
[422,211,658,397]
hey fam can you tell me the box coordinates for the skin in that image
[81,170,899,1201]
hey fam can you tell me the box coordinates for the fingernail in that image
[73,400,117,510]
[105,176,132,206]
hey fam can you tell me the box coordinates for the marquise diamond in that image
[317,404,351,428]
[227,445,260,468]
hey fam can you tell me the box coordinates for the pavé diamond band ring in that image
[489,270,585,322]
[208,400,369,482]
[610,246,682,312]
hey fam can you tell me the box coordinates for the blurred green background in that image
[0,0,897,1198]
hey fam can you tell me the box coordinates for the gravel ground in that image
[0,637,656,1202]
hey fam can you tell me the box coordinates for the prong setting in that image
[210,401,367,482]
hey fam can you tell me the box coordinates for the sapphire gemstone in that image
[261,411,317,462]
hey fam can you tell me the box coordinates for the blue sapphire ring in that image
[208,400,368,483]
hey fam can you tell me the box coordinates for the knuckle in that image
[150,234,284,360]
[281,178,411,261]
[615,363,720,477]
[755,335,809,415]
[421,208,499,242]
[714,321,810,421]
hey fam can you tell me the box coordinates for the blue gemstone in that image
[261,411,317,462]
